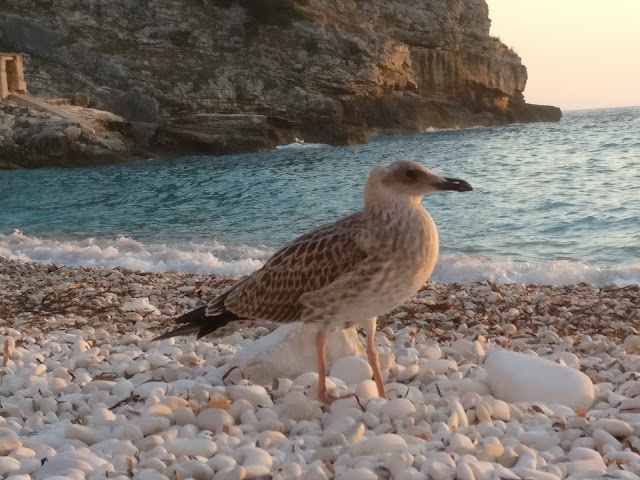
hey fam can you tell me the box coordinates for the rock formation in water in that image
[0,100,136,169]
[0,0,561,168]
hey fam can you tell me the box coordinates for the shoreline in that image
[1,229,638,286]
[2,256,640,478]
[0,97,561,170]
[2,256,638,338]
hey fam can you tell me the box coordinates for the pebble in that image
[226,385,273,407]
[2,258,639,480]
[592,418,633,437]
[65,425,108,445]
[335,469,377,480]
[164,438,217,457]
[329,356,373,385]
[423,358,458,375]
[381,398,416,419]
[485,349,595,409]
[196,408,234,433]
[355,379,378,398]
[350,434,407,456]
[449,433,475,454]
[0,457,21,476]
[623,335,640,354]
[136,417,171,436]
[481,436,504,458]
[233,446,272,477]
[0,438,21,456]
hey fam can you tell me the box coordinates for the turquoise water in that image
[1,107,639,284]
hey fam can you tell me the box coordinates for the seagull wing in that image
[209,213,370,323]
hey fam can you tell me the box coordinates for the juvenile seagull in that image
[154,160,472,403]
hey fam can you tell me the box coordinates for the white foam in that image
[1,231,638,286]
[432,255,640,287]
[0,230,270,276]
[275,139,329,150]
[424,125,486,133]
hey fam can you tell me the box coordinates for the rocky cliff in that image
[0,0,561,167]
[0,99,137,169]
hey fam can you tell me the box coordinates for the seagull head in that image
[366,160,473,203]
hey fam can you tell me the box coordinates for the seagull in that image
[154,160,472,403]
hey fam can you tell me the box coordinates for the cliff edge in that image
[0,0,561,167]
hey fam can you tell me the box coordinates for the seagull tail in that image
[152,306,241,341]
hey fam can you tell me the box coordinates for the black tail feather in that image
[153,323,201,340]
[175,306,208,324]
[152,306,241,341]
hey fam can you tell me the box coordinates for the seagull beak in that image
[438,177,473,192]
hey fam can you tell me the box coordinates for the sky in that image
[486,0,640,111]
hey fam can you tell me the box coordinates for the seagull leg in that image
[316,328,355,404]
[365,317,387,399]
[316,328,335,404]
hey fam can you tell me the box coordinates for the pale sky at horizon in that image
[486,0,640,111]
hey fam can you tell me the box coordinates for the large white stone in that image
[485,349,594,410]
[226,385,273,407]
[350,434,408,456]
[330,356,373,386]
[165,438,217,458]
[227,324,364,385]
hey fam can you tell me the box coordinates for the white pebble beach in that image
[1,257,640,479]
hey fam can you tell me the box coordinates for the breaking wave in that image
[432,255,640,287]
[0,230,270,276]
[1,231,638,286]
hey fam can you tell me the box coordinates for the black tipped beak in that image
[440,177,473,192]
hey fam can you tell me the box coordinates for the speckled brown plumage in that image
[216,214,368,324]
[154,160,473,403]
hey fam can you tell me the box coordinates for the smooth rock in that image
[0,438,21,456]
[350,434,407,456]
[196,408,234,433]
[335,469,378,480]
[355,379,379,398]
[0,457,21,476]
[592,418,633,438]
[330,356,373,385]
[165,438,217,458]
[381,398,416,419]
[226,385,273,407]
[485,349,594,409]
[228,323,363,385]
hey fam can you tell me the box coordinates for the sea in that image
[1,107,639,286]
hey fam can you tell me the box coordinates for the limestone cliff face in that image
[0,100,136,169]
[0,0,561,163]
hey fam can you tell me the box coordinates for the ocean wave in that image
[0,230,270,276]
[1,231,638,286]
[424,125,487,133]
[432,255,640,286]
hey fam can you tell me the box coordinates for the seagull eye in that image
[405,169,418,179]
